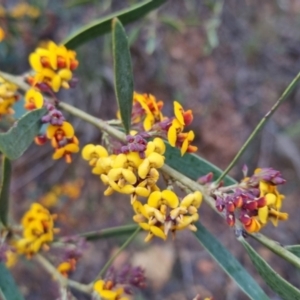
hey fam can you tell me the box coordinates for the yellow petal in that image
[65,143,79,153]
[112,154,127,168]
[82,144,96,160]
[138,159,150,179]
[168,125,177,147]
[93,280,105,294]
[52,75,61,92]
[258,206,268,224]
[153,138,166,154]
[107,168,122,181]
[58,68,72,80]
[127,152,143,167]
[161,190,179,208]
[61,122,75,138]
[150,225,166,240]
[135,186,150,197]
[174,101,185,125]
[265,193,276,206]
[148,191,162,208]
[122,169,137,185]
[52,148,64,160]
[29,53,42,71]
[147,152,165,168]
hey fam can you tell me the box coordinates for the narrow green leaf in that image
[112,18,133,134]
[80,224,138,241]
[63,0,166,49]
[286,245,300,258]
[240,238,300,300]
[0,156,11,226]
[164,143,237,185]
[194,222,269,300]
[0,108,46,160]
[0,263,24,300]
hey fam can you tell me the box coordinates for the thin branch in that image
[78,224,138,241]
[35,254,92,294]
[215,71,300,184]
[93,227,141,281]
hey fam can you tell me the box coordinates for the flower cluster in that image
[27,100,79,163]
[0,76,19,117]
[212,168,288,233]
[133,190,202,241]
[83,137,165,203]
[28,41,78,92]
[82,135,203,241]
[93,265,146,300]
[14,203,59,258]
[119,92,197,156]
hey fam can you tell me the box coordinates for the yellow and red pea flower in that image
[14,203,59,257]
[0,76,19,117]
[167,101,197,155]
[133,190,202,242]
[46,121,79,163]
[24,88,44,110]
[28,41,79,92]
[93,279,129,300]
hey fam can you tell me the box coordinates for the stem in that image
[94,227,140,281]
[78,224,138,241]
[215,71,300,185]
[248,233,300,269]
[35,254,92,294]
[58,102,126,143]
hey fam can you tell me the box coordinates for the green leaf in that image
[63,0,166,49]
[80,224,138,241]
[286,245,300,258]
[0,156,11,226]
[164,143,237,185]
[112,18,133,134]
[194,222,269,300]
[0,263,24,300]
[240,238,300,300]
[0,108,46,160]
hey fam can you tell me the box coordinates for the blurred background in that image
[1,0,300,299]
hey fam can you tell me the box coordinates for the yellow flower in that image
[82,144,108,166]
[177,130,196,156]
[15,203,59,257]
[133,190,202,241]
[47,121,74,139]
[52,136,80,163]
[167,101,196,155]
[148,190,179,209]
[92,155,115,175]
[0,26,5,42]
[138,139,165,179]
[112,152,143,169]
[129,92,164,131]
[29,41,78,92]
[94,280,129,300]
[24,88,44,110]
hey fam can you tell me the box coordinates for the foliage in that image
[0,1,299,299]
